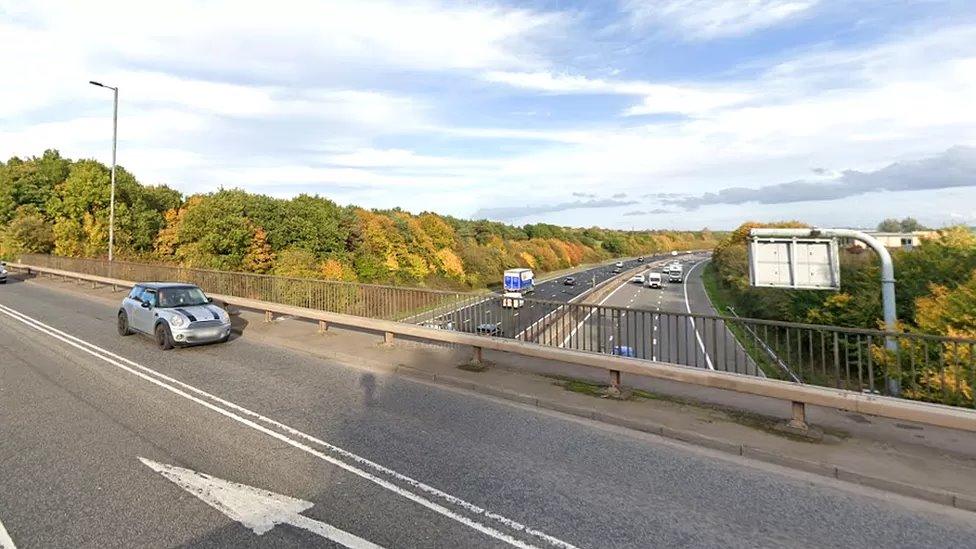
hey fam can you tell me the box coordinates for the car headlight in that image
[169,315,185,327]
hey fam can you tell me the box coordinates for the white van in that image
[668,266,683,283]
[645,272,662,289]
[501,291,525,308]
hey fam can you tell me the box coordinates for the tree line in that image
[710,221,976,334]
[0,150,721,289]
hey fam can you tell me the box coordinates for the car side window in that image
[143,290,158,307]
[128,286,145,301]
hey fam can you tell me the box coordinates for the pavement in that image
[3,275,976,548]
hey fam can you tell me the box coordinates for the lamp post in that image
[89,80,118,262]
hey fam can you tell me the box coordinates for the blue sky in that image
[2,0,975,230]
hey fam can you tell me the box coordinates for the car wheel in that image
[117,312,132,336]
[155,323,174,350]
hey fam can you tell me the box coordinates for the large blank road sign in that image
[749,237,840,290]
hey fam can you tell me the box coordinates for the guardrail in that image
[8,259,976,435]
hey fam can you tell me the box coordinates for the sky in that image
[2,0,975,230]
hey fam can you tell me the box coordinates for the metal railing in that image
[18,254,976,409]
[18,254,467,322]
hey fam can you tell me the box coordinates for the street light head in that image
[89,80,103,87]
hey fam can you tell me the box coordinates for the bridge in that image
[2,257,976,547]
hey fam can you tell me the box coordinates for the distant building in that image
[841,230,936,251]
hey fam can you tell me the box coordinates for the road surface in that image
[423,255,666,341]
[551,254,759,375]
[1,279,974,547]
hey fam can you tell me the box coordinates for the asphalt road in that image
[2,279,976,548]
[547,254,759,375]
[424,255,669,341]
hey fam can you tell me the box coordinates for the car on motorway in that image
[563,276,577,286]
[475,322,502,336]
[614,261,624,268]
[630,274,645,284]
[668,265,684,283]
[118,282,232,350]
[645,272,662,288]
[611,345,636,357]
[671,250,678,256]
[612,266,622,274]
[0,261,7,284]
[637,256,644,262]
[421,319,455,331]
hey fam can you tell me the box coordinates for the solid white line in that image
[0,303,575,549]
[0,516,16,549]
[683,261,714,370]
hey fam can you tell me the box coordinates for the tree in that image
[878,217,928,232]
[242,227,275,273]
[898,217,926,232]
[877,218,902,232]
[0,205,55,256]
[273,248,321,278]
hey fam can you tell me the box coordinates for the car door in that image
[123,286,144,331]
[131,288,158,333]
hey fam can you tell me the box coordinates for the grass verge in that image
[699,262,784,379]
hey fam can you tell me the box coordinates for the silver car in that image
[0,261,7,284]
[118,282,231,350]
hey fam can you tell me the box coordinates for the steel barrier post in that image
[318,320,329,334]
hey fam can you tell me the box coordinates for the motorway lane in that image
[573,255,759,375]
[555,256,678,355]
[425,256,670,341]
[3,281,976,547]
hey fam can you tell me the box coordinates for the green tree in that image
[0,205,55,256]
[877,218,902,232]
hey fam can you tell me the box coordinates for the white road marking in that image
[683,261,714,370]
[142,458,384,548]
[558,258,671,348]
[559,278,630,347]
[0,303,576,549]
[0,516,16,549]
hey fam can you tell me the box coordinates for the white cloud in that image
[623,0,819,40]
[484,71,753,115]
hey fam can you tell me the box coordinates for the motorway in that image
[3,279,976,547]
[547,254,759,376]
[424,256,663,340]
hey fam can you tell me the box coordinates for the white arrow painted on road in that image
[0,515,16,549]
[140,457,384,548]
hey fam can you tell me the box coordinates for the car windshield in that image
[157,287,209,308]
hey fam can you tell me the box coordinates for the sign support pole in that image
[751,228,899,393]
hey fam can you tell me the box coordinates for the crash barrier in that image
[10,256,976,432]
